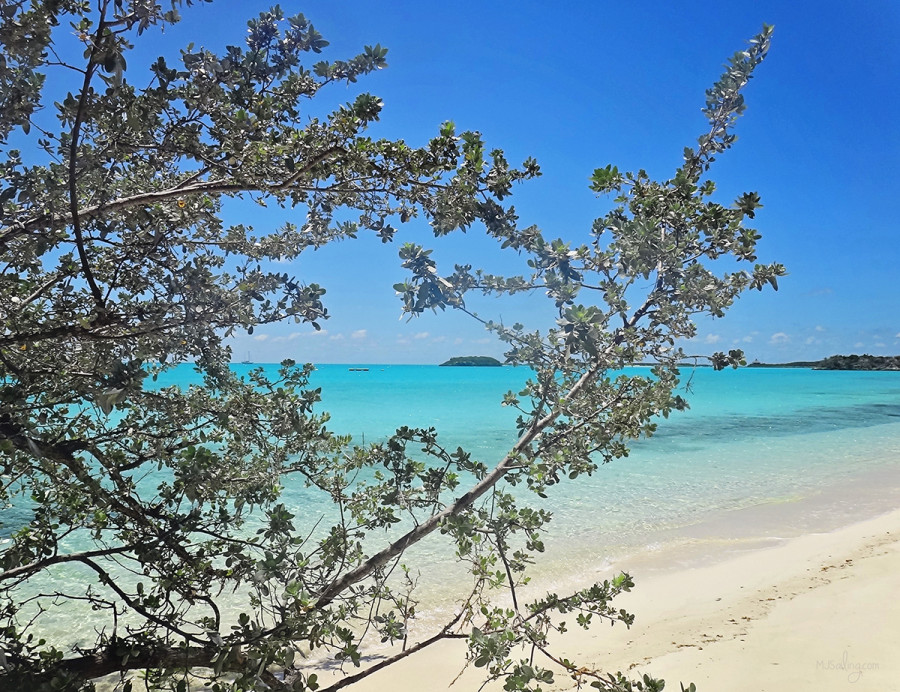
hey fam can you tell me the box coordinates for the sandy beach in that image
[581,507,899,691]
[344,504,900,691]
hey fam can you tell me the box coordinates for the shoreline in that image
[596,505,899,690]
[327,475,900,691]
[396,421,900,627]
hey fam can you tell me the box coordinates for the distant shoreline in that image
[226,355,900,371]
[748,354,900,371]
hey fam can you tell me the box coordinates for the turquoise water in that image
[170,363,900,557]
[6,364,900,643]
[236,365,900,580]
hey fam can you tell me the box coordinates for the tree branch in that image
[5,144,347,241]
[67,2,107,310]
[78,556,206,645]
[315,608,468,692]
[0,544,134,583]
[0,644,224,689]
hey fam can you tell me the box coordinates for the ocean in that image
[6,364,900,645]
[233,364,900,612]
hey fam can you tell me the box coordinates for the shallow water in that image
[5,364,900,645]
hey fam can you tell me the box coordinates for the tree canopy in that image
[0,3,781,691]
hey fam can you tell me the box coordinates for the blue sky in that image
[153,1,899,364]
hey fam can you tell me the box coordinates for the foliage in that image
[0,3,781,691]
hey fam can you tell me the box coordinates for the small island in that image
[814,354,900,371]
[440,355,503,367]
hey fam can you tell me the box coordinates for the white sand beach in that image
[344,506,900,691]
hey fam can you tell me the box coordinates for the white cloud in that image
[351,329,368,340]
[473,338,492,345]
[875,342,886,348]
[815,325,826,332]
[769,332,790,345]
[895,332,900,339]
[414,332,429,340]
[854,341,864,348]
[805,336,817,345]
[273,330,324,343]
[432,335,447,343]
[454,337,464,345]
[704,334,721,345]
[805,287,834,297]
[742,335,754,343]
[253,334,269,342]
[329,334,345,341]
[396,337,410,345]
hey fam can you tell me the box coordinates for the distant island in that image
[814,354,900,371]
[440,355,503,367]
[748,354,900,371]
